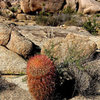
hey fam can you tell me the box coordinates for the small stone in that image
[16,14,27,20]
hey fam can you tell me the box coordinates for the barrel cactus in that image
[27,54,56,100]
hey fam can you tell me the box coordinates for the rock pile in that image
[0,23,100,100]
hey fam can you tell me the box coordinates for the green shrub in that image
[62,6,75,14]
[10,7,18,12]
[44,42,58,62]
[35,15,59,26]
[35,12,72,26]
[96,14,100,17]
[35,5,78,26]
[9,4,20,13]
[65,16,84,27]
[83,18,99,35]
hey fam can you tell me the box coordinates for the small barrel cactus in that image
[27,54,56,100]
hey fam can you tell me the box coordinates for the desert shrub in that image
[35,15,55,26]
[35,13,72,26]
[83,18,99,35]
[56,46,98,98]
[96,14,100,17]
[62,6,75,14]
[42,41,99,99]
[65,14,85,27]
[44,42,58,62]
[65,18,83,27]
[9,4,20,13]
[10,7,18,12]
[35,14,57,26]
[36,15,59,26]
[35,8,73,26]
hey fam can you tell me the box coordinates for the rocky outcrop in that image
[18,25,91,48]
[6,31,33,57]
[0,46,27,74]
[0,22,99,100]
[20,0,64,13]
[20,0,100,14]
[41,33,97,64]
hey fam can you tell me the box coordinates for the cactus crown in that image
[27,55,55,78]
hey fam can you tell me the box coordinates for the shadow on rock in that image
[0,77,16,92]
[27,43,41,59]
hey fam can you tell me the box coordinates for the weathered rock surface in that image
[78,0,100,14]
[18,25,91,47]
[0,23,11,46]
[65,0,100,14]
[6,31,33,57]
[0,46,27,74]
[0,9,14,18]
[0,1,11,9]
[20,0,64,13]
[89,36,100,50]
[64,0,76,11]
[16,14,27,20]
[41,33,97,64]
[70,95,100,100]
[0,77,33,100]
[3,75,28,91]
[85,59,100,80]
[72,59,100,95]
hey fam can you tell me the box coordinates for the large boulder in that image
[65,0,100,14]
[0,23,11,46]
[6,31,33,57]
[41,33,97,64]
[0,46,27,74]
[78,0,100,14]
[20,0,64,13]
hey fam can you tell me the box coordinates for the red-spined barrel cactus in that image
[27,55,56,100]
